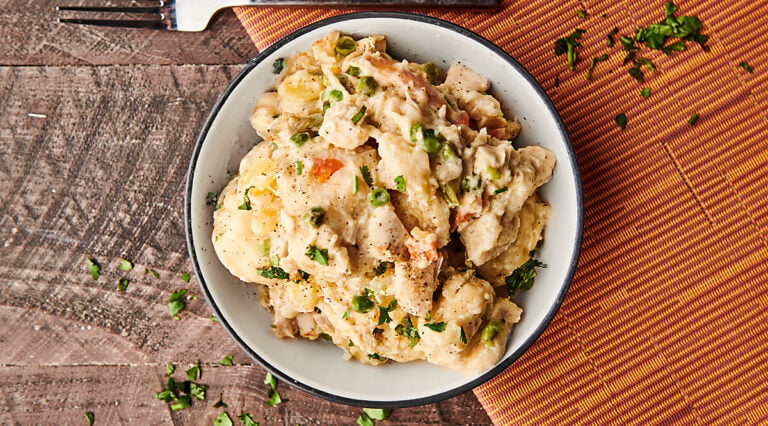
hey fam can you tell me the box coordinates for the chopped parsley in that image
[213,412,233,426]
[635,2,709,53]
[424,322,446,332]
[220,355,233,366]
[739,62,754,73]
[357,413,374,426]
[119,258,133,271]
[117,278,129,292]
[364,408,393,421]
[586,54,609,80]
[145,268,159,279]
[272,58,285,74]
[367,353,387,362]
[165,365,175,377]
[297,269,310,280]
[395,316,420,347]
[373,261,393,276]
[189,382,206,401]
[168,289,187,317]
[687,113,699,125]
[256,266,289,280]
[213,393,227,408]
[615,113,627,129]
[238,413,258,426]
[505,249,546,293]
[86,258,100,280]
[171,395,191,411]
[238,186,253,210]
[342,309,350,319]
[351,106,367,124]
[482,319,504,346]
[186,361,200,380]
[460,327,468,344]
[305,245,329,266]
[494,187,508,194]
[264,372,277,390]
[554,29,586,70]
[267,389,283,407]
[209,315,218,323]
[628,65,643,82]
[360,165,373,187]
[607,27,619,47]
[205,191,219,209]
[377,300,397,325]
[394,175,406,192]
[351,293,374,313]
[296,160,303,175]
[577,10,587,18]
[85,412,94,425]
[180,272,190,283]
[641,87,651,98]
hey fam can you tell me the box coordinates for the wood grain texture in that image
[0,0,257,65]
[0,64,491,424]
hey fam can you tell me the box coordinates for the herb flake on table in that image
[213,393,227,408]
[180,272,190,283]
[264,372,277,390]
[86,258,100,280]
[505,249,547,293]
[577,10,586,18]
[119,258,133,271]
[364,408,393,421]
[687,113,699,125]
[607,27,619,47]
[117,278,129,292]
[272,58,285,74]
[85,412,94,426]
[739,62,754,73]
[220,355,233,366]
[168,289,187,317]
[213,412,233,426]
[206,191,220,209]
[635,1,709,53]
[641,87,651,98]
[145,268,159,279]
[267,389,283,407]
[554,28,586,70]
[171,395,191,411]
[615,113,627,129]
[165,365,175,376]
[586,54,609,80]
[186,361,201,381]
[189,382,206,401]
[238,413,259,426]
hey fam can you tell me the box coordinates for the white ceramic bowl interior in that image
[186,12,582,407]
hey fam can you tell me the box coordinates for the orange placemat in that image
[234,1,768,423]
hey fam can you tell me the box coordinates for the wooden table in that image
[0,3,490,424]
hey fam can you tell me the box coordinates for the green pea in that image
[481,319,504,346]
[329,89,343,102]
[409,123,423,144]
[422,129,441,154]
[335,36,357,56]
[303,206,325,228]
[356,76,378,97]
[368,187,390,207]
[351,294,374,313]
[487,166,501,180]
[290,131,310,146]
[347,66,361,77]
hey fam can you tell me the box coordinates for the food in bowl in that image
[211,32,554,374]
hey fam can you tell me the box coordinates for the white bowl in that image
[185,12,582,407]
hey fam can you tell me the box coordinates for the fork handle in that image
[174,0,496,31]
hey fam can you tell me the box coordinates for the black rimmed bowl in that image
[185,12,582,408]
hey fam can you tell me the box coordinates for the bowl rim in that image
[184,10,583,408]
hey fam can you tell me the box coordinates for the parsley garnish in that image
[209,315,218,323]
[220,355,233,366]
[119,258,133,271]
[395,316,420,347]
[85,412,94,425]
[189,382,206,401]
[165,365,175,377]
[394,175,406,192]
[86,258,100,280]
[628,65,643,82]
[272,58,285,74]
[256,266,289,280]
[367,353,387,362]
[238,186,253,211]
[739,62,754,73]
[213,393,227,408]
[168,289,187,317]
[505,249,547,293]
[359,408,392,425]
[351,293,374,313]
[180,272,190,283]
[267,389,283,407]
[577,10,586,18]
[641,87,651,98]
[305,245,329,266]
[171,395,191,411]
[186,361,201,380]
[424,322,446,332]
[377,300,397,325]
[607,27,619,47]
[494,187,508,194]
[213,412,233,426]
[360,165,373,187]
[586,54,609,80]
[358,412,374,426]
[460,327,468,344]
[351,106,367,124]
[687,113,699,125]
[264,372,277,390]
[635,2,709,53]
[554,29,586,70]
[342,309,350,319]
[615,113,627,129]
[117,278,129,292]
[238,413,258,426]
[373,261,393,276]
[206,191,219,208]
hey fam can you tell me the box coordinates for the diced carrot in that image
[309,158,344,183]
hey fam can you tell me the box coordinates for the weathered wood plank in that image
[0,365,490,425]
[0,64,490,423]
[0,1,257,65]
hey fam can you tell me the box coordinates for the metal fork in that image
[56,0,497,32]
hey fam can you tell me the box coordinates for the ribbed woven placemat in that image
[233,1,768,423]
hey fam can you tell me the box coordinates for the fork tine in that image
[56,5,162,13]
[56,17,166,29]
